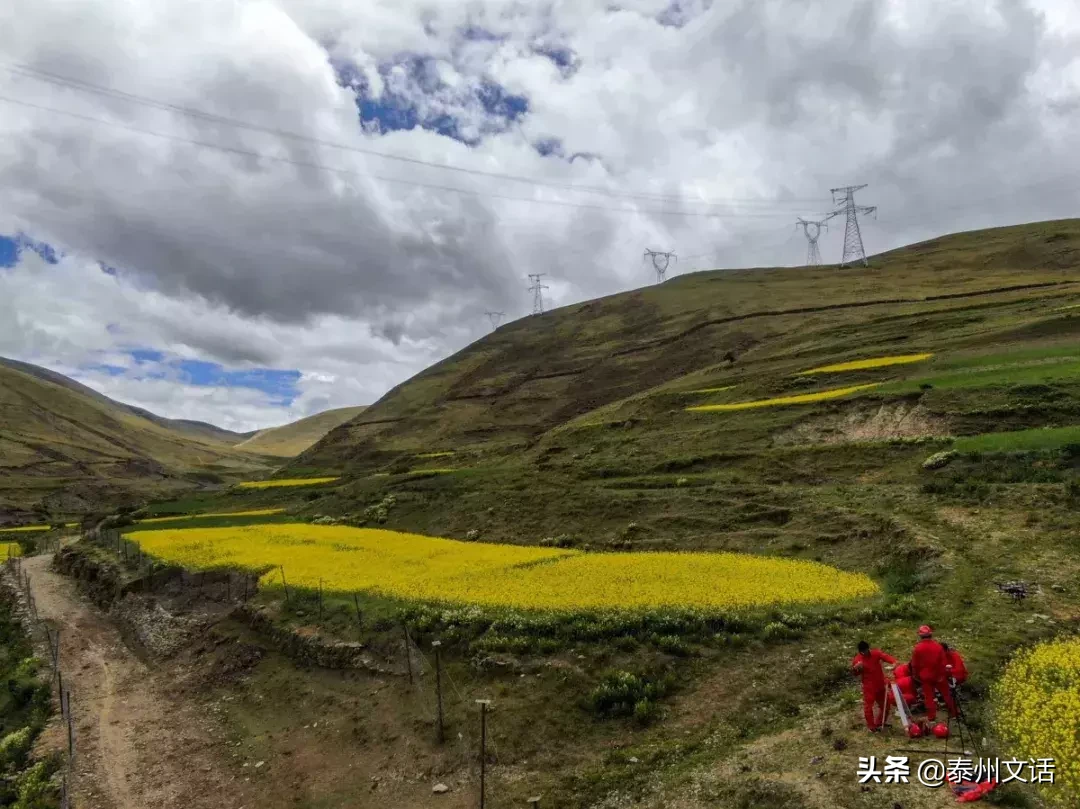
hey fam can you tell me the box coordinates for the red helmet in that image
[894,663,910,679]
[918,625,933,638]
[932,723,950,739]
[907,723,923,739]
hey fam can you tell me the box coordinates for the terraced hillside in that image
[101,219,1080,809]
[295,219,1080,479]
[0,359,274,522]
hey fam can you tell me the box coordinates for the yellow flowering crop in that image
[687,385,736,395]
[797,353,933,375]
[994,637,1080,806]
[0,525,50,533]
[1,542,21,558]
[686,384,879,412]
[235,477,339,490]
[137,509,286,524]
[128,524,878,612]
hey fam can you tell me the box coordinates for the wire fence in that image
[3,555,75,809]
[79,529,522,807]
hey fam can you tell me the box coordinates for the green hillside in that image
[296,219,1080,483]
[235,406,367,457]
[0,360,273,522]
[111,219,1080,809]
[0,357,254,445]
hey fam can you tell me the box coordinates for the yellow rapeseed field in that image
[236,477,339,490]
[797,353,933,375]
[994,636,1080,805]
[686,384,880,412]
[128,524,878,612]
[687,385,736,394]
[1,542,21,558]
[0,525,50,533]
[137,508,286,524]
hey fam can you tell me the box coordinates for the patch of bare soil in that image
[24,555,267,809]
[773,401,949,446]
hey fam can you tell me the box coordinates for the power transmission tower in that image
[485,311,504,331]
[643,249,677,283]
[527,274,549,315]
[829,185,877,267]
[795,214,837,267]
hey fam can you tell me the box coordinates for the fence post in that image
[433,640,444,743]
[353,593,362,628]
[477,700,491,809]
[66,689,74,759]
[402,624,414,684]
[318,579,323,621]
[279,566,290,603]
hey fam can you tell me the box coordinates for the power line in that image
[0,92,809,221]
[1,62,827,210]
[527,273,549,315]
[830,184,876,267]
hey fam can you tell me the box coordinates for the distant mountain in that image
[235,406,367,457]
[0,358,256,444]
[0,357,272,522]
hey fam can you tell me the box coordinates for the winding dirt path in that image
[23,554,259,809]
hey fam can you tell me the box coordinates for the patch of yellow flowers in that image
[137,509,285,524]
[235,477,339,490]
[0,525,50,533]
[994,636,1080,806]
[1,542,21,558]
[128,524,878,612]
[687,384,879,413]
[797,353,933,375]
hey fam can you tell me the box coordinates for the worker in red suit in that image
[852,639,896,731]
[911,625,957,721]
[941,642,968,685]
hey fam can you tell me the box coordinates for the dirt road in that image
[23,554,259,809]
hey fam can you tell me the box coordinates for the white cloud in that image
[1,0,1079,430]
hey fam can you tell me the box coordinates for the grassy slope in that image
[0,362,273,521]
[234,406,367,457]
[127,219,1080,809]
[0,357,253,445]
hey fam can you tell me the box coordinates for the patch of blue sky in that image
[0,232,61,267]
[128,348,165,364]
[174,359,301,405]
[333,52,528,145]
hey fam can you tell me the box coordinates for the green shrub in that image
[922,450,958,470]
[0,727,34,772]
[12,759,56,809]
[588,670,673,722]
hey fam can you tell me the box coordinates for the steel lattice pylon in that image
[829,184,877,267]
[795,215,837,267]
[643,249,677,283]
[527,274,548,315]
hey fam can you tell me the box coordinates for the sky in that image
[2,0,1080,432]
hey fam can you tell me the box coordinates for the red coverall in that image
[852,649,896,729]
[945,649,968,684]
[911,638,957,721]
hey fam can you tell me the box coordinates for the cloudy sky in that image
[2,0,1079,432]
